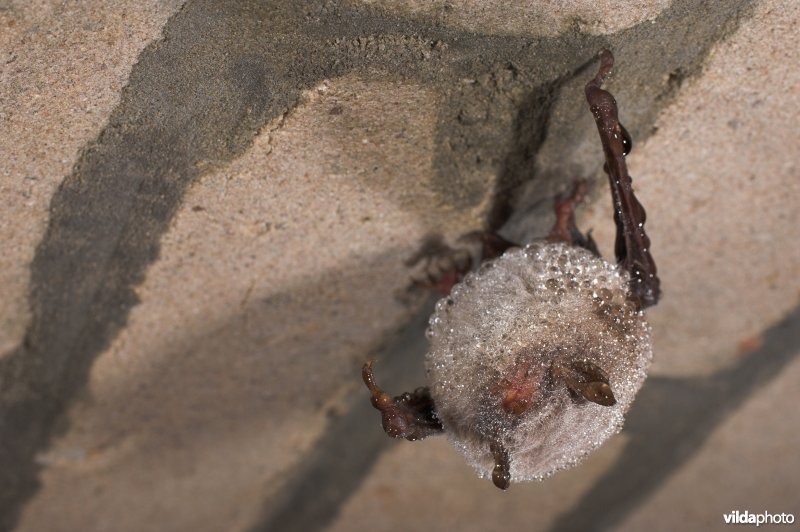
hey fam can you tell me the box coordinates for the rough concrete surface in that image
[1,0,798,531]
[579,0,800,377]
[360,0,672,36]
[0,0,184,355]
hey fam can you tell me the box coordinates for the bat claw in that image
[490,440,511,490]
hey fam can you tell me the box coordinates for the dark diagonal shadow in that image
[0,0,756,530]
[550,306,800,531]
[250,301,434,532]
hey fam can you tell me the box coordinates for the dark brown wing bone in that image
[585,49,661,309]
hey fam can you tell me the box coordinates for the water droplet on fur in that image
[423,241,653,483]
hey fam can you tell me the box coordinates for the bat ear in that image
[578,381,617,406]
[553,359,617,406]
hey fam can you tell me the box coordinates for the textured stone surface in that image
[360,0,672,36]
[579,0,800,377]
[1,0,798,531]
[16,74,476,532]
[619,350,800,531]
[0,0,184,355]
[329,434,631,532]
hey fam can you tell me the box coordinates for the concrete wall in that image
[1,1,798,530]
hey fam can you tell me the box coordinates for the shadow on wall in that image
[12,248,434,530]
[256,306,800,532]
[0,0,758,529]
[551,305,800,531]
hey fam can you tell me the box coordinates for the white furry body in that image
[425,242,652,481]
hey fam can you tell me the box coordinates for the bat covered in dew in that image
[363,49,660,490]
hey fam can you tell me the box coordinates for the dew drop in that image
[620,124,633,156]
